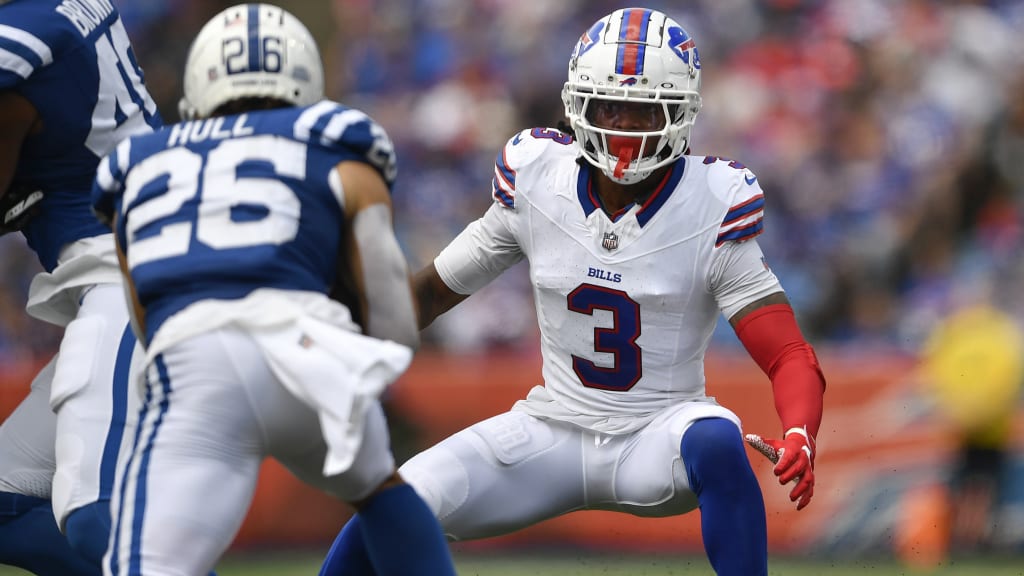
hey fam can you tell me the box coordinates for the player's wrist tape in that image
[783,426,814,460]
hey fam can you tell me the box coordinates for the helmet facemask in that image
[561,8,703,185]
[564,86,700,184]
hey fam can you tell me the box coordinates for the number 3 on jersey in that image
[567,284,642,391]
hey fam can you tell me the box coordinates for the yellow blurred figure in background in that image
[923,303,1024,446]
[899,303,1024,569]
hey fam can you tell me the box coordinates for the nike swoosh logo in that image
[744,174,757,185]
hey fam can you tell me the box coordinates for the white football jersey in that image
[435,128,782,434]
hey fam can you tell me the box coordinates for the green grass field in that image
[221,552,1022,576]
[3,551,1020,575]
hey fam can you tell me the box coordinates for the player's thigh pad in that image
[0,358,57,498]
[109,328,275,576]
[399,410,586,540]
[611,401,741,517]
[50,284,142,528]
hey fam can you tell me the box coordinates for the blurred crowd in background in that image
[3,0,1024,360]
[0,0,1020,562]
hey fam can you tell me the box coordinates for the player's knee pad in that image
[680,417,750,494]
[398,444,469,524]
[63,500,112,568]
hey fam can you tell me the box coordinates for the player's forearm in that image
[413,263,468,330]
[768,349,825,438]
[734,303,826,438]
[353,205,419,350]
[0,91,39,194]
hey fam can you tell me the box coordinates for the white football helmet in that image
[562,8,702,184]
[179,3,324,119]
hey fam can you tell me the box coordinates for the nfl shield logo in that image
[602,232,619,251]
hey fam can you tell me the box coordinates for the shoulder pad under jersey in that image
[491,127,575,209]
[701,156,765,247]
[0,7,60,88]
[292,100,398,189]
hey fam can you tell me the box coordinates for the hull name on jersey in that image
[56,0,115,37]
[587,267,622,283]
[167,114,256,147]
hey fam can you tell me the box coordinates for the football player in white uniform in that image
[0,1,160,573]
[322,7,828,576]
[91,4,456,575]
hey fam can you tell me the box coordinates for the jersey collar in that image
[576,158,686,226]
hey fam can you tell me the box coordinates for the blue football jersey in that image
[0,0,161,270]
[92,100,398,345]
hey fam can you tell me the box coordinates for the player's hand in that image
[0,185,44,235]
[745,427,815,510]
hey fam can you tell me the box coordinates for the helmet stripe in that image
[615,9,651,76]
[247,4,261,72]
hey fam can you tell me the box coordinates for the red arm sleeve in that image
[734,303,826,439]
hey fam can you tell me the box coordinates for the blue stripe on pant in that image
[64,324,137,568]
[109,355,172,576]
[101,326,137,500]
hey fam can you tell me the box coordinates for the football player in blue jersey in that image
[321,8,826,576]
[90,4,456,575]
[0,0,161,573]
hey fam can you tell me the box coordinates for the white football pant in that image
[400,401,740,539]
[105,326,394,576]
[0,283,143,529]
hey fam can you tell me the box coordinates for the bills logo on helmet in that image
[575,21,605,58]
[619,77,638,86]
[667,26,700,69]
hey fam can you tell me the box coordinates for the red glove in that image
[745,426,815,510]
